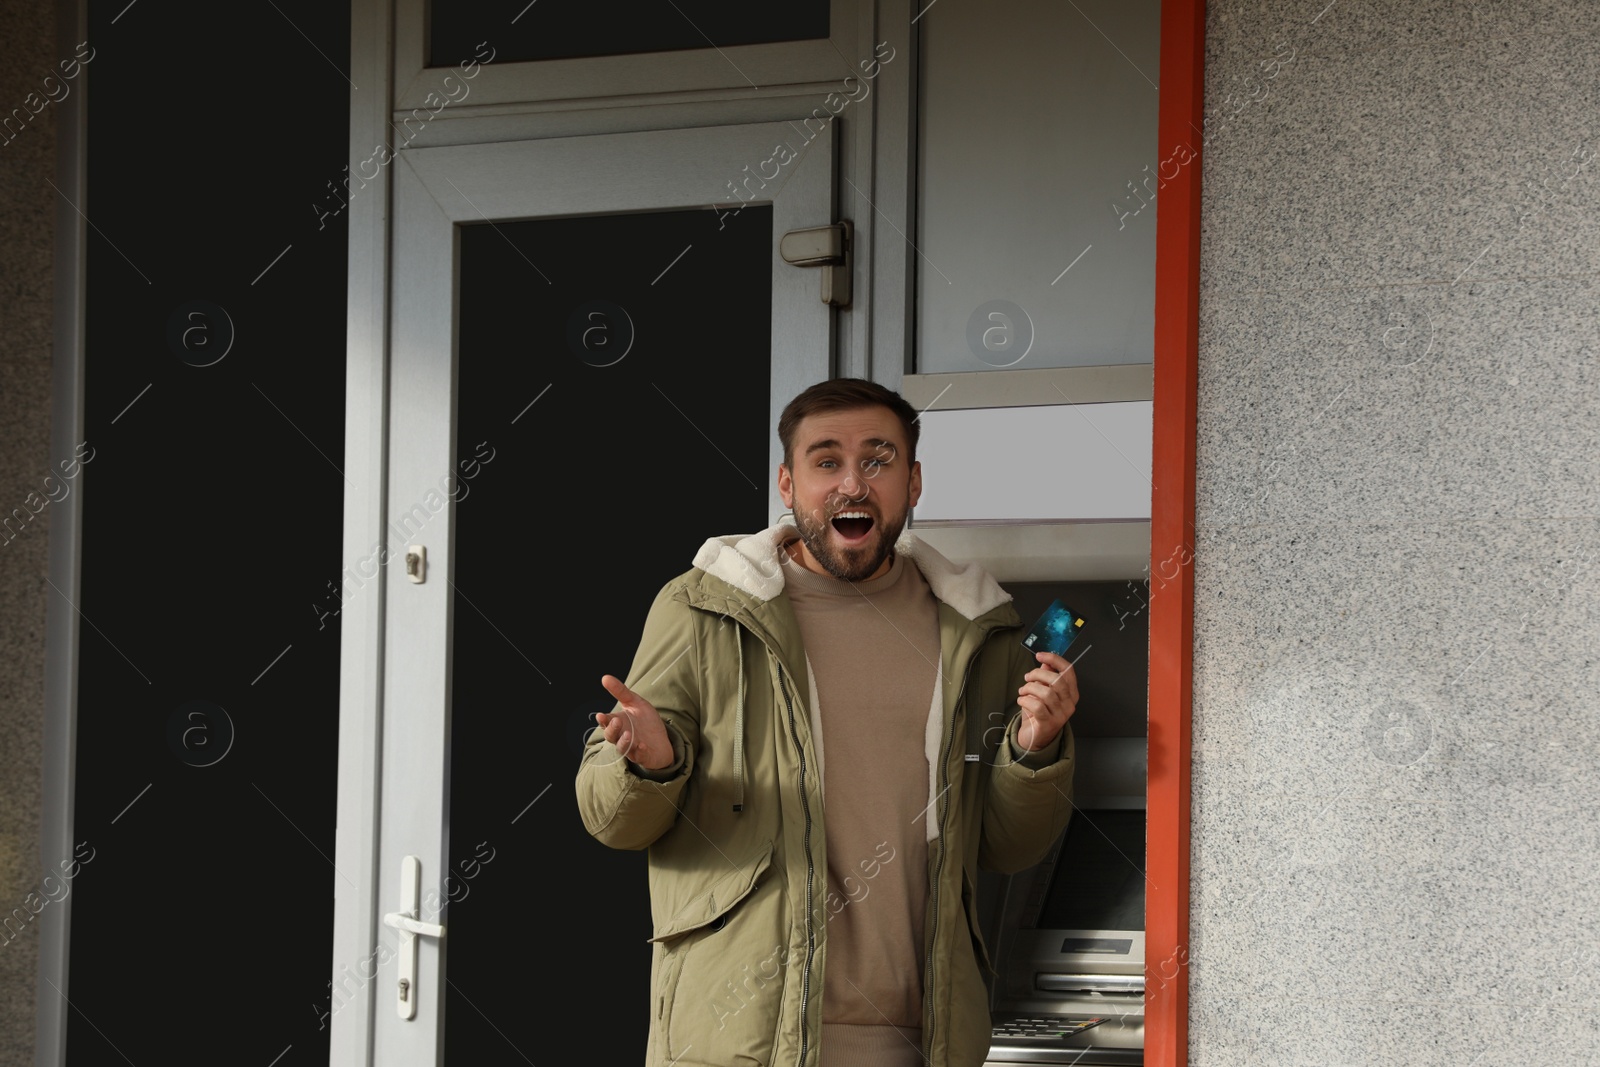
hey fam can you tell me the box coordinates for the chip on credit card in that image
[1021,598,1086,658]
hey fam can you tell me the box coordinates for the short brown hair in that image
[778,378,921,472]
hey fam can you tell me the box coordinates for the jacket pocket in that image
[650,840,782,1066]
[648,838,773,943]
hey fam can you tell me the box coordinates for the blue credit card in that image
[1021,598,1086,657]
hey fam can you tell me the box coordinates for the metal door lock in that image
[405,545,426,584]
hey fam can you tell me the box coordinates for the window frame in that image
[394,0,859,112]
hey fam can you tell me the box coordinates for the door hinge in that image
[780,221,852,307]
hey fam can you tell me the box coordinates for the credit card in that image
[1021,598,1086,657]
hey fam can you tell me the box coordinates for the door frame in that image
[323,3,396,1064]
[37,0,89,1060]
[1145,5,1206,1066]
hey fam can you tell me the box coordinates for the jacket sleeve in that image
[977,636,1075,874]
[574,579,703,851]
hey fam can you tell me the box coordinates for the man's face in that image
[777,405,921,582]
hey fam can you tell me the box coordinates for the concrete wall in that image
[1,0,59,1062]
[1191,0,1600,1062]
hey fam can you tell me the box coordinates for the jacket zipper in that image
[777,663,816,1067]
[923,653,978,1061]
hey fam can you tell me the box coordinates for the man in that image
[576,378,1078,1067]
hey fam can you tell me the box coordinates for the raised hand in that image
[595,674,676,771]
[1016,651,1078,752]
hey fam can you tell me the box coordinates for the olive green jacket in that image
[575,521,1075,1067]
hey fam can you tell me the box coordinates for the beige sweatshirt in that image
[780,536,941,1042]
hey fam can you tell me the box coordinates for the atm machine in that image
[906,569,1149,1067]
[981,735,1147,1065]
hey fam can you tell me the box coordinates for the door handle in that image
[382,855,447,1020]
[385,912,445,939]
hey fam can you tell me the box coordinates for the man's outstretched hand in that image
[595,675,676,771]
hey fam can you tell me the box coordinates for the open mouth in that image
[830,511,875,543]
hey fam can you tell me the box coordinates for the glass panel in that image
[429,1,828,66]
[916,0,1161,372]
[66,3,349,1062]
[1040,809,1147,930]
[443,208,773,1064]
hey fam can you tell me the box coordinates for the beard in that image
[788,496,910,582]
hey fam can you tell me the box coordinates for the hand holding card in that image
[1015,599,1084,752]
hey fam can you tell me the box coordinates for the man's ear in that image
[908,460,922,509]
[777,464,793,508]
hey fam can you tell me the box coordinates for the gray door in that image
[343,120,837,1066]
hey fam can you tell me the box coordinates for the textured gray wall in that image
[1192,0,1600,1062]
[1,0,57,1061]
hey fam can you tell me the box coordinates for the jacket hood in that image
[691,518,1015,621]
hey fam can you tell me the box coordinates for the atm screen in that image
[1038,809,1146,931]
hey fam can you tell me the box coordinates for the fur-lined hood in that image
[690,518,1017,622]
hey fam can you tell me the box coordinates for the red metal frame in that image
[1146,1,1205,1065]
